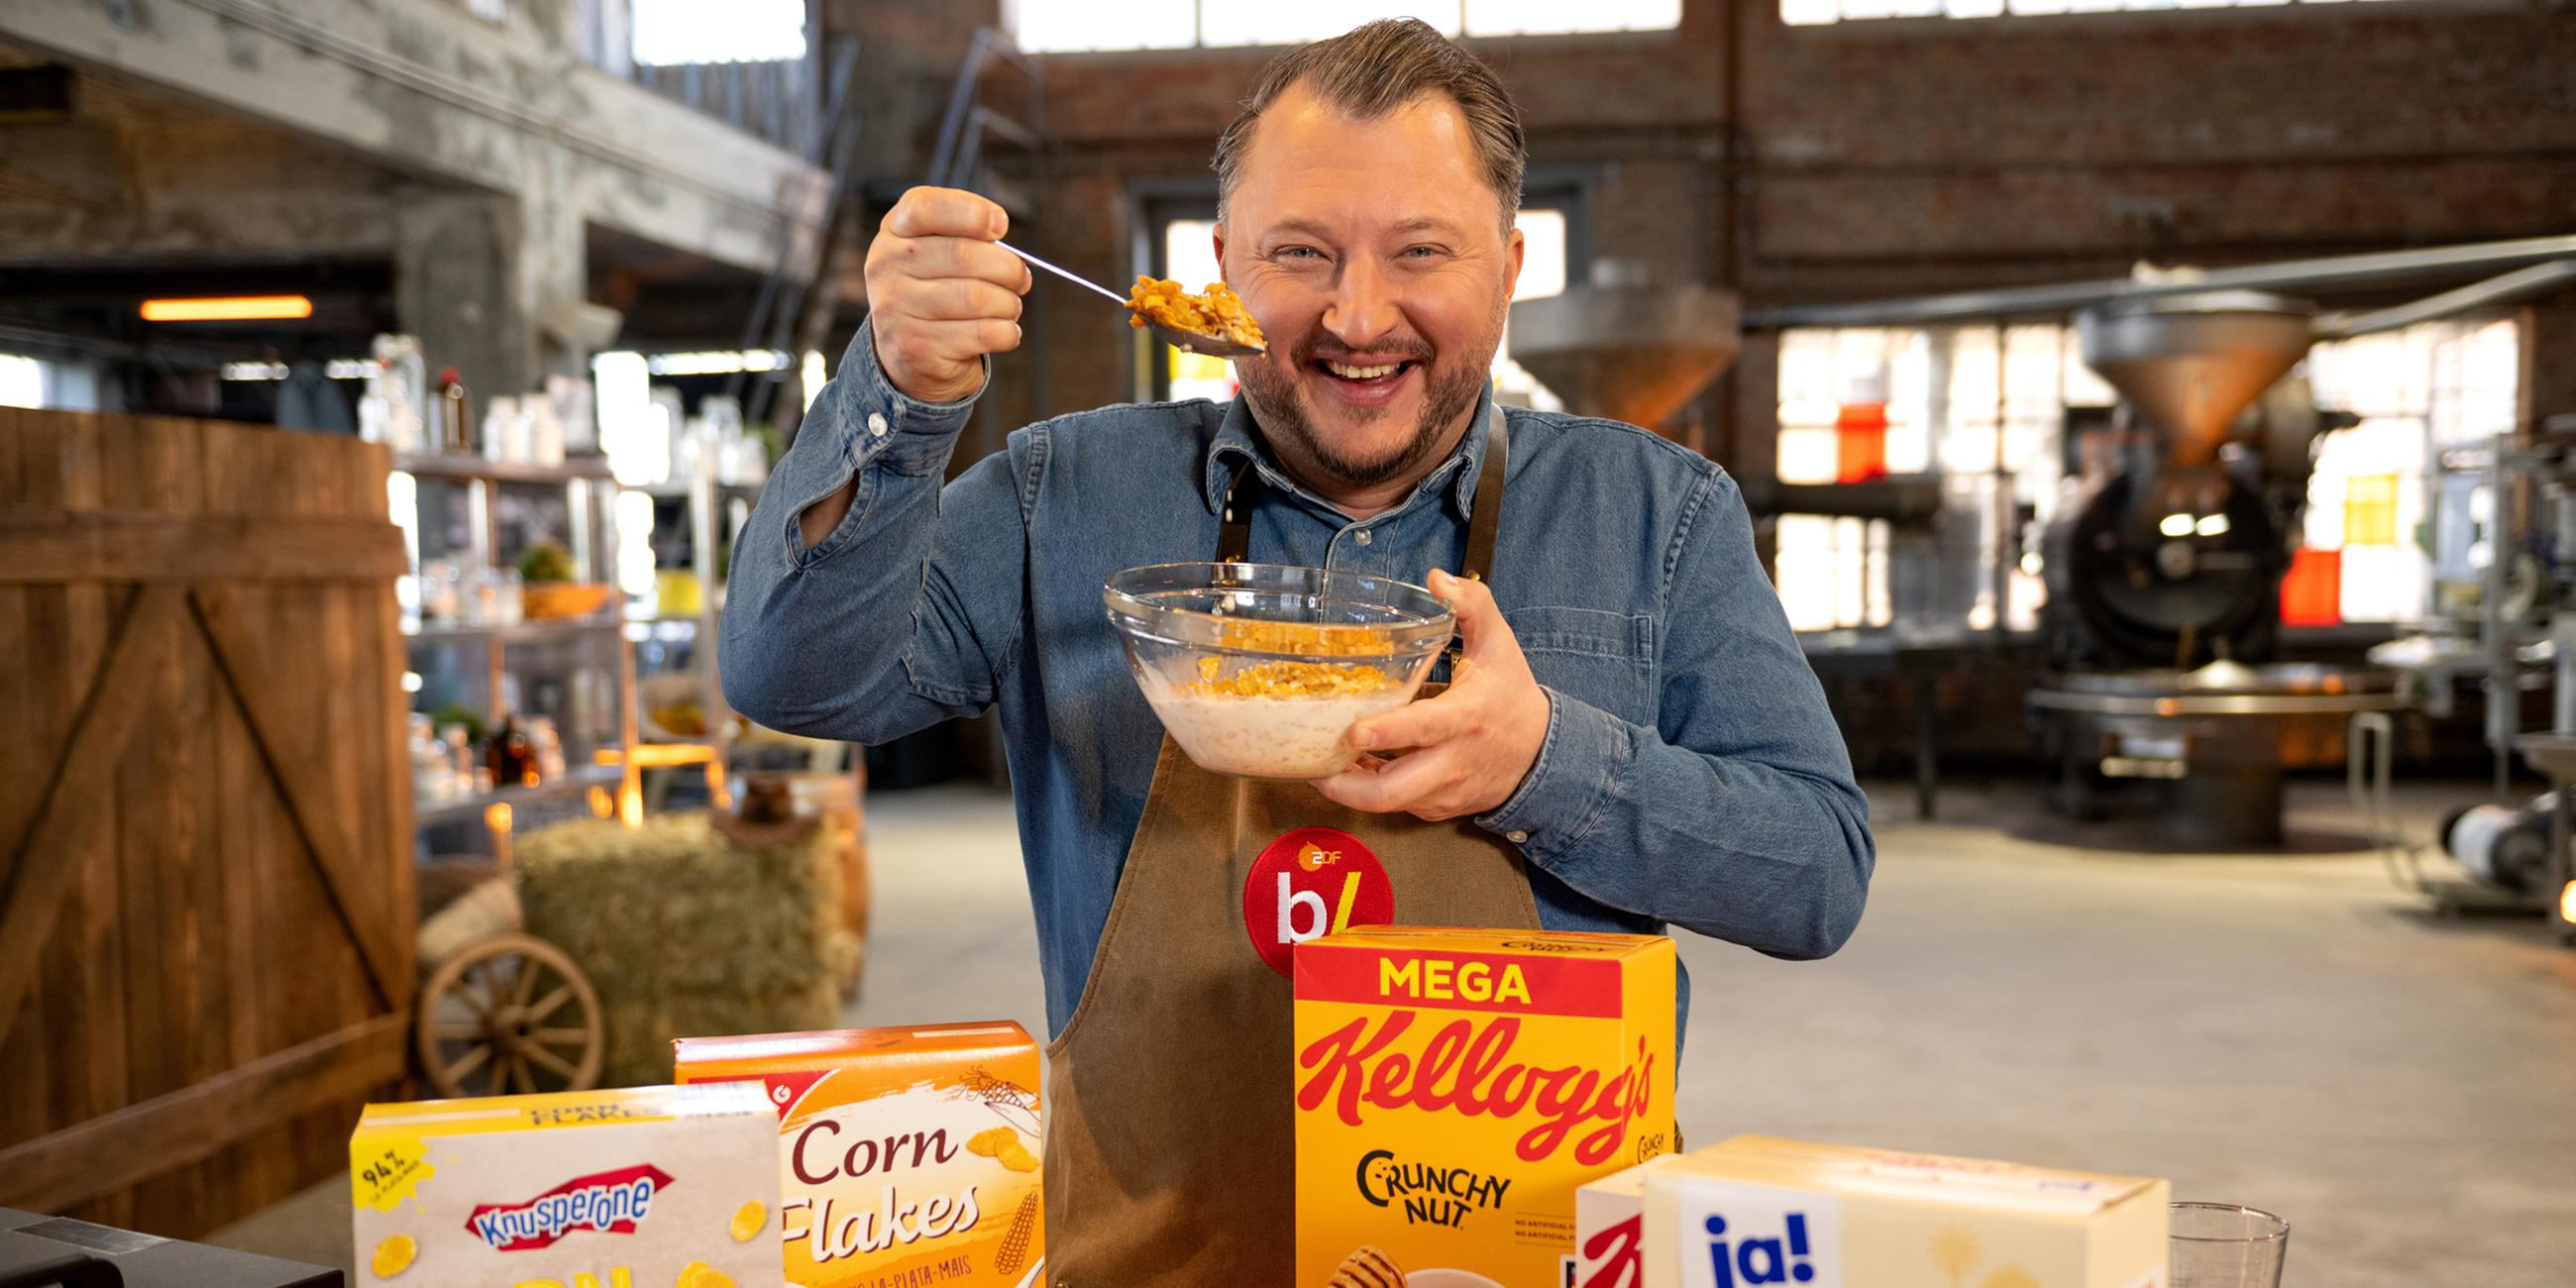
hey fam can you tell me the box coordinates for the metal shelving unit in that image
[623,454,762,792]
[413,763,625,829]
[395,451,630,855]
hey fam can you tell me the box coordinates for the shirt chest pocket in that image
[1503,605,1657,725]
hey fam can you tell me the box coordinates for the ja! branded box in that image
[1295,927,1676,1288]
[1641,1136,2169,1288]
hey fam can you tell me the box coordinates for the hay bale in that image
[517,813,859,1085]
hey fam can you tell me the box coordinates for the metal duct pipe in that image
[2319,260,2576,339]
[1746,235,2576,330]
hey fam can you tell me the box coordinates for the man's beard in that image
[1236,338,1487,489]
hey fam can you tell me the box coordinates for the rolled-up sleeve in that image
[1478,469,1876,959]
[719,320,1028,743]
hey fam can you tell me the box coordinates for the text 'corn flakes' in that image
[1127,276,1266,350]
[369,1233,416,1279]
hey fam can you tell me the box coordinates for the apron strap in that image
[1218,456,1258,563]
[1458,408,1509,585]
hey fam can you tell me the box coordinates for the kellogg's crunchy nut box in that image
[1294,927,1676,1288]
[348,1082,780,1288]
[673,1022,1043,1288]
[1641,1136,2168,1288]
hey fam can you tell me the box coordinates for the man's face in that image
[1217,84,1525,491]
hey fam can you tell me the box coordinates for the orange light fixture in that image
[139,294,314,322]
[2560,880,2576,924]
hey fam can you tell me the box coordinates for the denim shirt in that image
[721,322,1876,1039]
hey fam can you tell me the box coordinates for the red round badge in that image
[1241,826,1394,977]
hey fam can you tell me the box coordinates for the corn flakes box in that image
[347,1082,780,1288]
[672,1022,1043,1288]
[1294,927,1677,1288]
[1640,1136,2169,1288]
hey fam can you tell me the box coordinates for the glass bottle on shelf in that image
[363,335,426,452]
[429,367,474,456]
[527,715,567,782]
[442,725,477,796]
[487,713,537,788]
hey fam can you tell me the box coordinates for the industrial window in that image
[1010,1,1681,54]
[2296,317,2520,625]
[0,354,43,409]
[1149,209,1570,407]
[1770,315,2523,634]
[630,0,806,63]
[1771,324,2091,634]
[1782,0,2403,24]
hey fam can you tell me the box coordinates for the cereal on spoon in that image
[1128,276,1268,352]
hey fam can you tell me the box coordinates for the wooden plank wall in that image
[0,408,415,1237]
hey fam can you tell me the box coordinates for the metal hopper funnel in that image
[2076,289,2317,466]
[1507,260,1741,432]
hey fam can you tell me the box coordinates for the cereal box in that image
[1640,1136,2169,1288]
[1573,1152,1683,1288]
[347,1083,780,1288]
[673,1022,1043,1288]
[1293,927,1676,1288]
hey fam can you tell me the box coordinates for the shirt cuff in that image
[833,317,987,478]
[1476,687,1629,860]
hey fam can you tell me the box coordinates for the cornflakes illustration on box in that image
[1294,927,1677,1288]
[348,1082,780,1287]
[674,1020,1045,1288]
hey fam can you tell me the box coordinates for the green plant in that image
[428,703,488,745]
[517,538,577,585]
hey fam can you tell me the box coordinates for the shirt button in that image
[867,411,889,437]
[1506,829,1529,844]
[1354,529,1372,546]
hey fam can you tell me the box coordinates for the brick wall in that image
[981,0,2576,459]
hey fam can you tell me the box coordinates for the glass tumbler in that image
[2170,1202,2289,1288]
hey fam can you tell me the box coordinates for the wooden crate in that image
[0,408,415,1237]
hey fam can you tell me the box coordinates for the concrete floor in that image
[210,777,2576,1286]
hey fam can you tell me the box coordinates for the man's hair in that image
[1213,18,1527,231]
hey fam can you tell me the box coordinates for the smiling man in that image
[722,18,1872,1285]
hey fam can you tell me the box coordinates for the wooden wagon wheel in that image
[416,932,604,1097]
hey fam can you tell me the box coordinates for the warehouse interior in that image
[1,0,2572,1285]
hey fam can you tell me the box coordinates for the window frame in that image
[1127,172,1592,404]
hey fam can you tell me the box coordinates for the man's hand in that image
[863,186,1032,404]
[1314,569,1551,822]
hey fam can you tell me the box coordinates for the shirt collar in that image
[1203,383,1498,522]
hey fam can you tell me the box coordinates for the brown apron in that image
[1041,410,1544,1287]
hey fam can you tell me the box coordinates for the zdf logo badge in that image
[1242,826,1393,976]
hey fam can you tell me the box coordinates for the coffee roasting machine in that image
[1747,237,2576,848]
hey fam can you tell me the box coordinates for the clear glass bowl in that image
[1103,562,1455,779]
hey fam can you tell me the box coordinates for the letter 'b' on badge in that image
[1243,826,1393,976]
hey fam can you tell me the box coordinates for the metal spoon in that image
[1000,241,1266,359]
